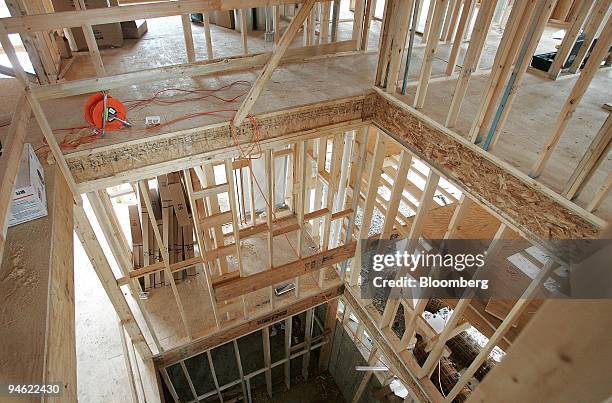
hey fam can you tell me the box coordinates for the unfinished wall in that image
[329,321,382,403]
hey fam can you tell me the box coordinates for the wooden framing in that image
[530,16,612,177]
[371,89,604,252]
[445,0,496,127]
[1,1,610,399]
[74,204,153,358]
[414,0,449,108]
[547,0,595,80]
[0,94,30,263]
[563,112,612,199]
[233,0,317,127]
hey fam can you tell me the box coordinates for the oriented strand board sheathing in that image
[370,91,602,249]
[65,96,368,186]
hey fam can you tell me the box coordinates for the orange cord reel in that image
[83,92,130,131]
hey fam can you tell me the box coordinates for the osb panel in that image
[371,92,600,244]
[66,96,368,184]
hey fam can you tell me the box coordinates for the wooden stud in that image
[240,8,249,55]
[233,340,248,400]
[265,150,274,269]
[138,180,193,340]
[74,0,106,76]
[414,0,449,109]
[301,308,315,379]
[206,350,224,402]
[548,0,595,79]
[380,169,440,329]
[352,0,366,49]
[273,5,281,46]
[321,1,331,44]
[568,0,611,74]
[180,14,196,63]
[467,1,531,142]
[232,0,316,127]
[360,0,378,50]
[183,169,221,329]
[225,160,245,276]
[73,205,153,358]
[349,131,387,286]
[445,0,496,126]
[284,317,292,389]
[384,0,414,94]
[203,12,214,60]
[587,171,612,212]
[262,327,272,397]
[180,361,199,401]
[160,368,180,402]
[421,0,437,43]
[444,259,558,402]
[318,299,338,369]
[380,150,412,238]
[530,17,612,177]
[445,0,473,75]
[0,94,30,264]
[487,0,558,150]
[563,113,611,199]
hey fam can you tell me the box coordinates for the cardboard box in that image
[9,144,47,227]
[52,0,123,50]
[121,20,148,39]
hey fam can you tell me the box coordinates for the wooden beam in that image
[232,0,317,127]
[547,0,595,79]
[154,285,343,368]
[587,171,612,212]
[74,204,152,358]
[445,260,558,402]
[563,112,612,199]
[75,0,106,76]
[27,92,81,203]
[414,0,449,108]
[349,130,387,286]
[371,89,604,256]
[33,40,357,100]
[67,95,367,191]
[181,14,196,63]
[240,8,249,54]
[530,17,612,177]
[465,300,612,403]
[343,287,441,402]
[568,0,611,74]
[138,180,192,340]
[0,93,30,264]
[445,0,474,76]
[214,242,355,301]
[0,0,306,33]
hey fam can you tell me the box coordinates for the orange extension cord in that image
[43,79,335,302]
